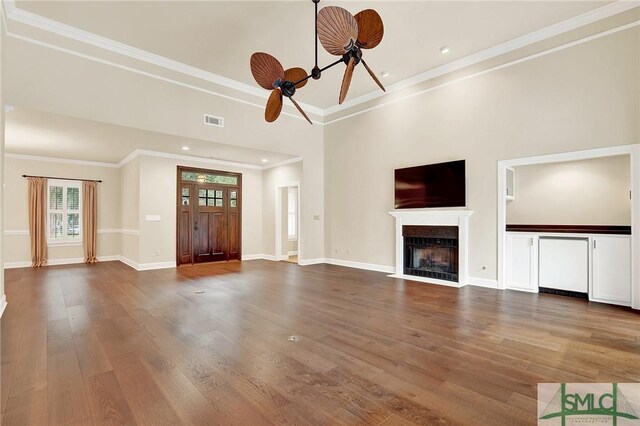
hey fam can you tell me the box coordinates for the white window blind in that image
[47,180,82,245]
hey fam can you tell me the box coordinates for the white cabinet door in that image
[539,237,589,293]
[506,233,538,292]
[592,236,631,306]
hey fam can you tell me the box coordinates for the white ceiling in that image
[4,108,297,165]
[15,0,614,109]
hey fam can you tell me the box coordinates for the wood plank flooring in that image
[1,260,638,425]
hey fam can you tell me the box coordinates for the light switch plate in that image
[145,215,161,222]
[313,215,320,221]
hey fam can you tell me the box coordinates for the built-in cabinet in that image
[506,233,538,292]
[506,232,632,306]
[592,236,632,305]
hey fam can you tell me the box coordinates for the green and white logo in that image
[538,383,640,425]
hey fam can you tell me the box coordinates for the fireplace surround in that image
[389,210,473,287]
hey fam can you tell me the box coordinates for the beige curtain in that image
[28,177,48,267]
[83,181,98,264]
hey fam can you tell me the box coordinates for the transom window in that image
[48,180,82,244]
[181,171,238,185]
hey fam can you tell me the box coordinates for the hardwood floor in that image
[1,260,638,425]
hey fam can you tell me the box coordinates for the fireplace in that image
[403,225,459,282]
[390,210,472,287]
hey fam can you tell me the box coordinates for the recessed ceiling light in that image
[181,146,190,151]
[380,71,390,78]
[261,159,268,163]
[440,46,451,55]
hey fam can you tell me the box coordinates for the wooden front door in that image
[176,168,242,265]
[193,185,227,263]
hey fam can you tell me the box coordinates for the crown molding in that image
[4,152,120,168]
[3,0,638,121]
[261,156,303,170]
[324,20,640,125]
[1,0,324,117]
[123,149,263,170]
[324,0,640,116]
[4,149,300,171]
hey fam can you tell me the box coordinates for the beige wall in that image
[1,22,4,306]
[324,27,640,281]
[3,157,122,264]
[507,155,631,225]
[5,34,326,262]
[262,162,302,257]
[120,157,139,262]
[136,155,263,265]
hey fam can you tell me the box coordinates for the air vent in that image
[204,114,224,128]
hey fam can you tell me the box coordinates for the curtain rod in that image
[22,174,102,183]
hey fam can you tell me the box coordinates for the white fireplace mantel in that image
[388,209,474,288]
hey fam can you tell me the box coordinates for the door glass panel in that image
[231,200,237,207]
[216,190,222,198]
[199,197,206,206]
[182,188,189,196]
[216,199,223,207]
[207,189,216,197]
[207,198,215,206]
[181,171,238,185]
[199,189,206,197]
[182,197,190,206]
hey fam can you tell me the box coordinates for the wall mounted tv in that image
[394,160,466,209]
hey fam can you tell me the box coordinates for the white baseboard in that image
[117,256,175,271]
[0,295,7,318]
[241,254,264,261]
[3,261,32,269]
[298,257,327,266]
[4,255,120,269]
[261,254,278,261]
[467,277,499,289]
[137,261,176,271]
[325,258,395,274]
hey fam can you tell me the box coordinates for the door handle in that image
[194,221,198,231]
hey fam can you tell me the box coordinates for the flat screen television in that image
[394,160,466,209]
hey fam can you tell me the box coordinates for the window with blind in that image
[287,187,297,241]
[48,180,82,244]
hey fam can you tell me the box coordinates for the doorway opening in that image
[275,183,300,264]
[176,166,242,266]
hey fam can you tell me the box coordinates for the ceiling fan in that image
[249,0,386,125]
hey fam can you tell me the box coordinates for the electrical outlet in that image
[155,250,160,257]
[313,215,320,221]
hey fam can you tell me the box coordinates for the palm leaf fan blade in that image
[354,9,384,49]
[289,97,313,125]
[317,6,359,56]
[265,89,283,122]
[361,59,386,92]
[250,52,285,90]
[339,56,356,104]
[284,67,308,89]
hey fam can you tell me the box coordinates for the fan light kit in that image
[250,0,386,124]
